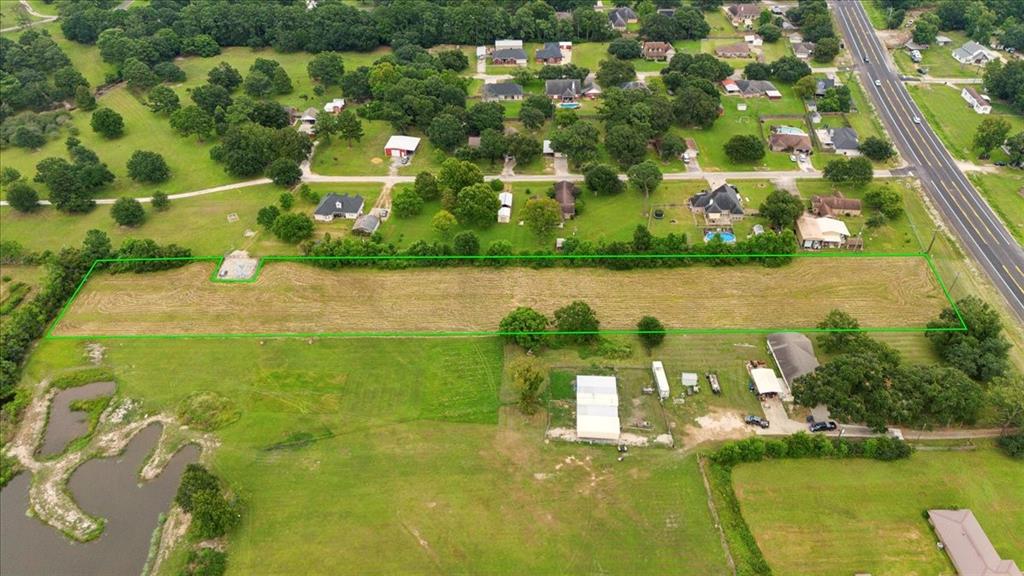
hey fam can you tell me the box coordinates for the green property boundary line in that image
[44,252,969,339]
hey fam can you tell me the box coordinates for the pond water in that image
[37,381,116,457]
[0,424,198,576]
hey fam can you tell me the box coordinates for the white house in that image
[952,41,996,65]
[384,135,421,158]
[576,375,620,442]
[313,193,364,222]
[796,214,851,249]
[744,34,764,47]
[322,98,345,114]
[652,361,670,400]
[495,39,524,50]
[497,191,513,224]
[961,87,992,114]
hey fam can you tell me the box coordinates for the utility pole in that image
[926,229,937,253]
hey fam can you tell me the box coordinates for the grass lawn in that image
[0,183,380,257]
[968,171,1024,244]
[704,10,741,37]
[570,42,610,73]
[310,119,393,176]
[908,83,1024,164]
[0,85,237,200]
[0,1,45,30]
[20,337,731,576]
[893,31,984,79]
[732,448,1024,576]
[689,84,808,172]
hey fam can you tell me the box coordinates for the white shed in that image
[576,375,620,442]
[652,361,670,400]
[681,372,699,394]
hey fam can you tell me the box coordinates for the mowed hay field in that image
[53,258,948,336]
[732,449,1024,576]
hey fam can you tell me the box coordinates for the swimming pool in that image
[704,231,737,243]
[558,102,580,109]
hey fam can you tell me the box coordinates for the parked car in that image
[995,161,1007,166]
[745,415,770,429]
[809,421,838,432]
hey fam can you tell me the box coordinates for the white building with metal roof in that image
[576,375,620,442]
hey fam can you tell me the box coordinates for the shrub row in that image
[710,432,914,468]
[301,228,798,270]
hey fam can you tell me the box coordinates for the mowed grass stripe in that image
[52,258,947,336]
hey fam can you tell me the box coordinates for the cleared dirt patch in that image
[53,258,946,336]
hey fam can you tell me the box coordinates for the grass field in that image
[968,171,1024,243]
[908,83,1024,164]
[732,448,1024,576]
[0,183,382,256]
[893,31,984,79]
[19,336,731,576]
[862,0,890,30]
[0,86,236,200]
[53,256,948,337]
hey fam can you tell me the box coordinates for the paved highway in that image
[832,0,1024,322]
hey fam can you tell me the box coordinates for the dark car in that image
[995,161,1007,166]
[863,55,870,63]
[809,421,838,432]
[745,415,770,429]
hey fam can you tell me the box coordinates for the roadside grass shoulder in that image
[861,0,889,30]
[908,82,1024,164]
[731,448,1024,576]
[968,171,1024,244]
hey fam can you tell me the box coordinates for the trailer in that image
[651,361,670,400]
[707,372,722,395]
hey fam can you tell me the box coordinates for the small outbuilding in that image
[750,367,786,399]
[384,135,421,158]
[497,191,513,223]
[322,98,346,114]
[576,375,620,442]
[352,213,380,235]
[681,372,700,395]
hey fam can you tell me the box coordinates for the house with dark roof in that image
[724,3,762,29]
[608,7,638,30]
[769,126,812,153]
[830,127,859,156]
[481,82,524,102]
[689,183,745,226]
[715,42,752,58]
[583,73,602,99]
[535,42,564,64]
[733,79,781,99]
[554,181,577,219]
[314,193,365,222]
[766,333,820,390]
[620,80,649,92]
[545,78,582,102]
[492,48,528,66]
[642,41,675,61]
[811,192,861,217]
[928,510,1022,576]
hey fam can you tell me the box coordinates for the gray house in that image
[545,78,582,102]
[830,127,860,156]
[688,183,744,226]
[314,193,364,222]
[481,82,524,102]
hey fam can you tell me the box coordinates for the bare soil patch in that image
[53,258,945,336]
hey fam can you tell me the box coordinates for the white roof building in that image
[495,39,524,50]
[652,361,670,400]
[576,375,620,442]
[384,135,421,158]
[750,367,787,398]
[796,214,851,249]
[681,372,699,393]
[323,98,345,113]
[497,192,513,223]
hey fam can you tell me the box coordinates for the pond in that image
[37,381,116,457]
[0,424,198,575]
